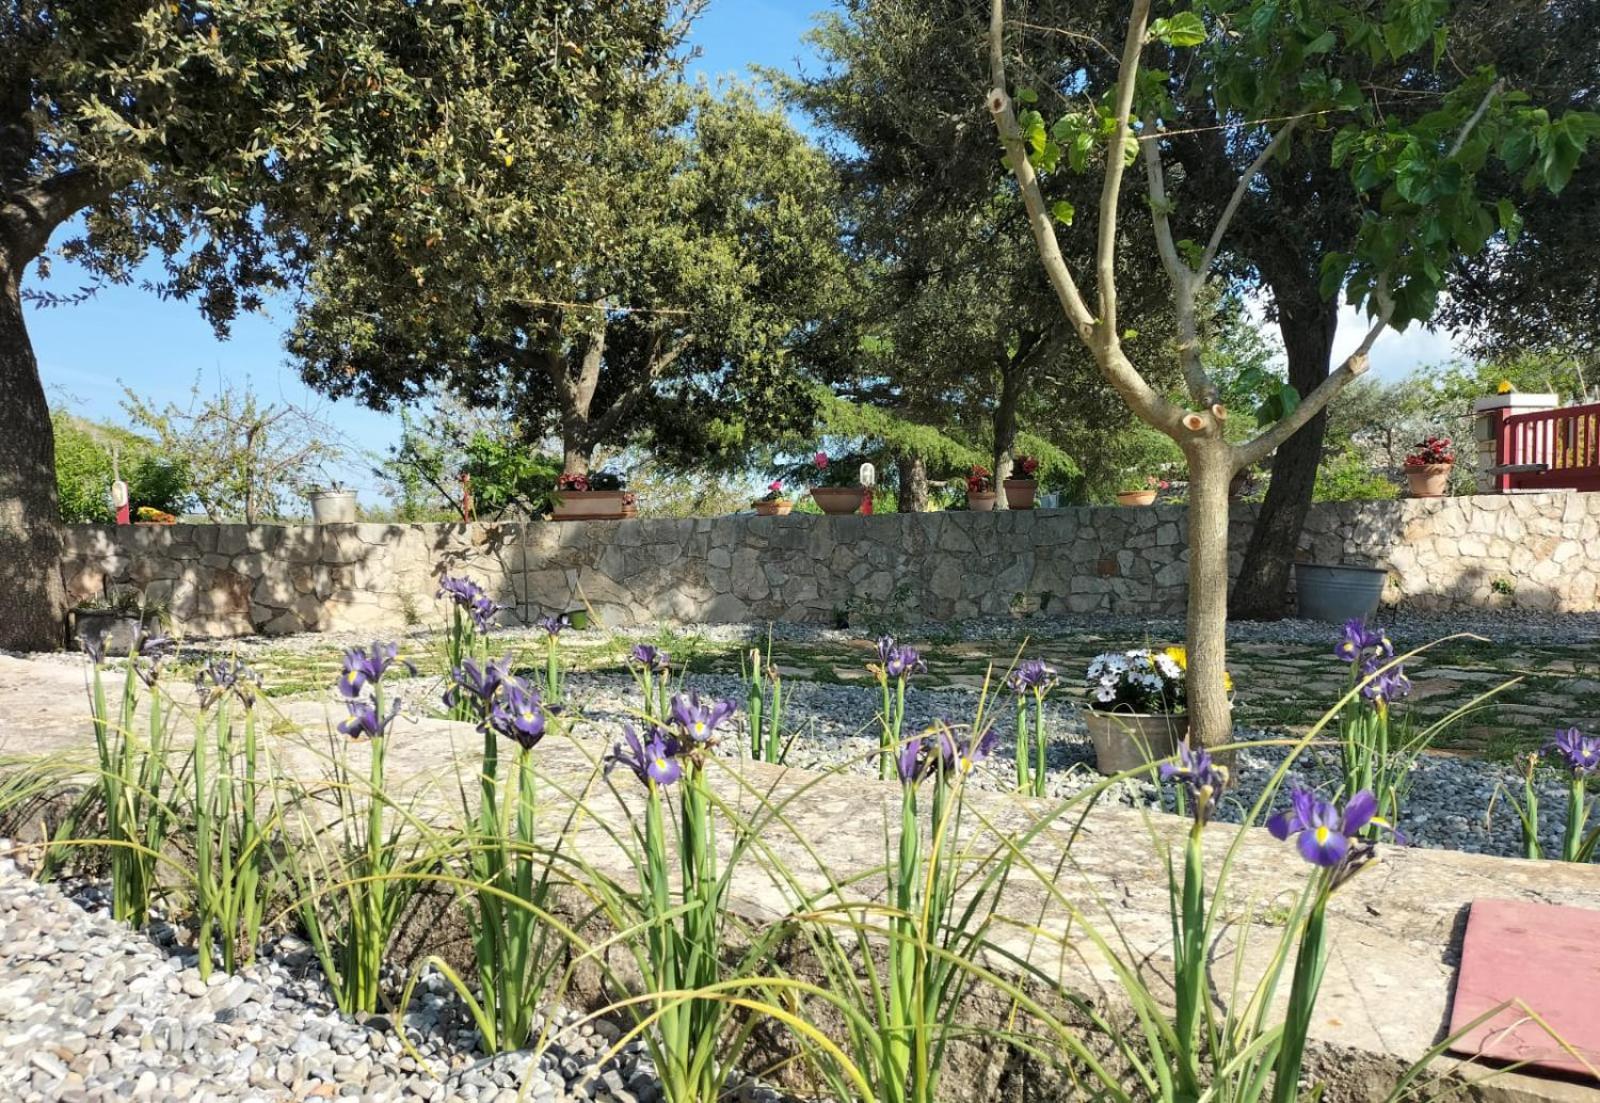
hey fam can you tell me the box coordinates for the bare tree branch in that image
[1196,119,1298,278]
[1094,0,1155,339]
[1449,79,1505,158]
[1235,286,1395,468]
[987,0,1183,432]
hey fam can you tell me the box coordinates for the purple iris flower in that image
[438,575,501,633]
[468,592,502,633]
[885,645,926,680]
[629,644,671,674]
[195,657,261,709]
[1548,727,1600,776]
[488,678,546,750]
[931,720,999,777]
[444,656,511,716]
[1007,659,1059,696]
[1335,618,1393,664]
[1267,788,1385,868]
[874,637,924,679]
[337,699,398,740]
[437,575,483,606]
[606,724,682,788]
[81,630,107,666]
[894,734,929,786]
[536,613,570,637]
[338,641,416,698]
[1159,740,1228,825]
[1358,658,1412,706]
[670,692,736,745]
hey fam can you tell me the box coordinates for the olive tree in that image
[987,0,1596,745]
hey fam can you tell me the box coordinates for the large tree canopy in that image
[987,0,1596,745]
[784,0,1179,509]
[288,81,846,476]
[1,0,673,648]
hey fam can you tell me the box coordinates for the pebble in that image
[0,857,792,1103]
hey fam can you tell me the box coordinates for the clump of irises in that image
[871,636,925,781]
[742,640,788,765]
[1008,658,1057,796]
[190,652,270,980]
[291,641,417,1013]
[438,575,501,721]
[820,715,1001,1103]
[1333,618,1417,824]
[602,690,745,1103]
[1505,726,1600,863]
[82,630,180,930]
[628,643,673,723]
[1153,742,1400,1103]
[535,613,570,705]
[424,655,560,1050]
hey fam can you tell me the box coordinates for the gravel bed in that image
[0,851,791,1103]
[16,604,1596,670]
[352,663,1577,863]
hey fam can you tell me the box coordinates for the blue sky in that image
[27,0,1456,500]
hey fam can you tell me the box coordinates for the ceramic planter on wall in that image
[753,499,793,517]
[1083,710,1180,776]
[308,490,358,524]
[1002,479,1037,509]
[966,491,998,512]
[810,487,863,515]
[552,490,637,521]
[1405,463,1452,498]
[1116,490,1157,507]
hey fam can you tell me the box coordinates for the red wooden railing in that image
[1496,402,1600,492]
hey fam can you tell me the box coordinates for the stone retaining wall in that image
[59,490,1600,637]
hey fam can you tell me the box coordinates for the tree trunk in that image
[561,439,591,478]
[0,263,67,650]
[1230,296,1340,620]
[1185,439,1236,748]
[895,455,928,513]
[992,358,1024,510]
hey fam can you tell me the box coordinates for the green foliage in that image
[378,406,561,520]
[52,413,190,523]
[121,378,341,523]
[12,0,674,329]
[292,80,846,475]
[1314,450,1399,502]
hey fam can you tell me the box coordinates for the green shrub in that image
[53,413,192,522]
[1312,450,1398,503]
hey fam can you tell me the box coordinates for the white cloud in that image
[1332,304,1462,381]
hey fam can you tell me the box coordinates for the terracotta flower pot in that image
[1002,479,1037,509]
[753,499,793,517]
[1116,489,1157,507]
[552,489,635,521]
[967,490,998,512]
[1405,463,1451,498]
[1083,709,1181,776]
[810,486,864,516]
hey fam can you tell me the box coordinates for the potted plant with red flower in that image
[1004,455,1040,509]
[1403,435,1454,498]
[551,470,637,520]
[808,452,864,515]
[965,465,998,511]
[753,479,793,517]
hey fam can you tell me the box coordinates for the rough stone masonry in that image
[59,491,1600,638]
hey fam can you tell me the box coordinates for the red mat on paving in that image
[1448,898,1600,1078]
